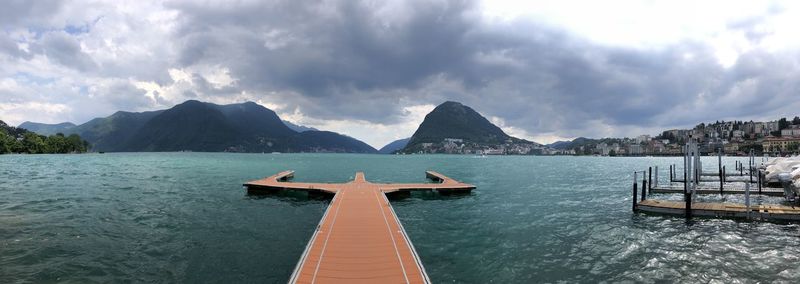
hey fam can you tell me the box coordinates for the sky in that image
[1,0,800,148]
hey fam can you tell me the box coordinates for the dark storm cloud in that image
[167,0,487,122]
[153,1,800,138]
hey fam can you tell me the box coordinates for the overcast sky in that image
[2,0,799,148]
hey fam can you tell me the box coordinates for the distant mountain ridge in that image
[283,120,318,132]
[378,138,410,154]
[34,100,376,153]
[1,120,89,154]
[403,101,538,154]
[547,137,591,150]
[18,121,76,136]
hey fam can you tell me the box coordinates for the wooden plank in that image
[249,171,474,283]
[638,199,800,221]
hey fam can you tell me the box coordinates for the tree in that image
[0,129,11,153]
[789,142,799,153]
[779,118,789,130]
[0,124,88,155]
[793,116,800,125]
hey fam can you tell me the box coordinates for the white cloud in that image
[0,101,71,126]
[2,0,800,146]
[280,103,435,148]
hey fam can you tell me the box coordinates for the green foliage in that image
[68,100,376,153]
[405,101,513,150]
[0,120,89,154]
[779,118,789,130]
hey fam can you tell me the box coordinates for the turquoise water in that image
[1,153,798,283]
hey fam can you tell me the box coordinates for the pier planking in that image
[244,170,475,283]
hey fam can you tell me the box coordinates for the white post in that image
[654,166,659,187]
[698,157,702,176]
[687,144,692,190]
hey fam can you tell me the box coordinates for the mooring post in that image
[718,147,722,179]
[719,166,724,195]
[685,192,692,219]
[648,167,652,191]
[683,146,688,194]
[669,165,673,182]
[722,166,726,184]
[745,182,751,220]
[641,172,647,201]
[758,170,762,194]
[654,166,659,187]
[633,172,638,212]
[672,164,676,181]
[683,170,687,194]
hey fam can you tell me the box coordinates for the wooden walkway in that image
[650,185,784,196]
[244,171,475,283]
[637,199,800,221]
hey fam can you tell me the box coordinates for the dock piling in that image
[648,167,652,191]
[723,166,726,184]
[669,165,673,182]
[642,172,647,202]
[745,182,751,220]
[633,172,639,212]
[685,192,692,219]
[654,166,659,187]
[758,170,762,194]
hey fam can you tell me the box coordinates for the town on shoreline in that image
[547,117,800,157]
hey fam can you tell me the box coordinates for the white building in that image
[628,144,643,155]
[781,126,800,137]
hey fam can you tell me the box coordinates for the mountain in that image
[546,140,573,150]
[407,101,510,146]
[283,120,318,132]
[379,138,410,154]
[62,100,377,153]
[124,100,243,151]
[18,121,76,136]
[64,110,164,152]
[403,101,537,154]
[288,131,376,153]
[1,120,89,154]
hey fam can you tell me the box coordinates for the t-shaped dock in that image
[244,171,475,284]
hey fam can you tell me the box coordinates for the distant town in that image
[546,117,800,156]
[394,102,800,156]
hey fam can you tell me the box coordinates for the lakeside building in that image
[781,125,800,137]
[762,137,800,153]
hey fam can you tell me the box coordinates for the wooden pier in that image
[637,199,800,221]
[650,185,784,196]
[629,141,800,221]
[244,171,475,283]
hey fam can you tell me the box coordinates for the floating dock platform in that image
[650,185,784,196]
[244,171,475,283]
[637,199,800,221]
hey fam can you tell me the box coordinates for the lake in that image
[1,153,798,283]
